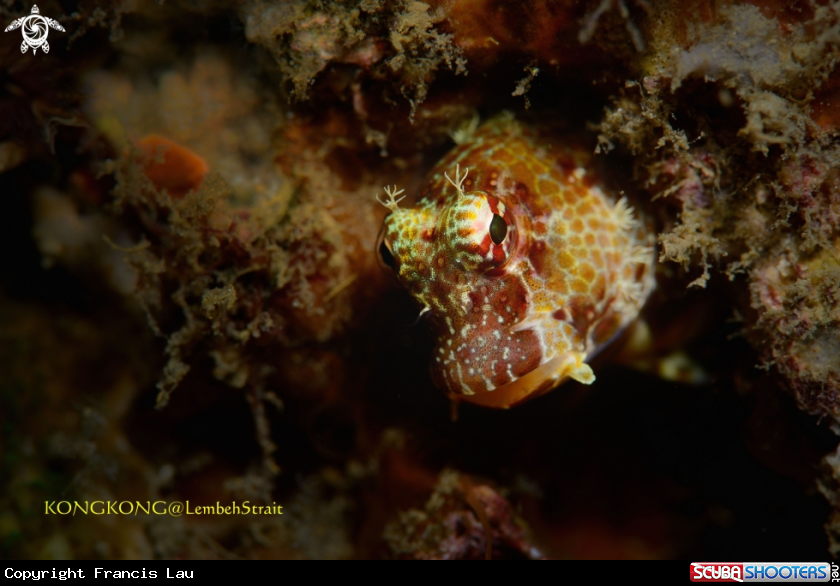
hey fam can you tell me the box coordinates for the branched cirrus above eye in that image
[489,214,508,245]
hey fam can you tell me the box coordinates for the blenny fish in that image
[377,114,655,408]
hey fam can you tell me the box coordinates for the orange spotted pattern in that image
[378,115,655,408]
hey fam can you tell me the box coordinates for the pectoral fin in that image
[611,319,709,385]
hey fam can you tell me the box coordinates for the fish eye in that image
[376,224,397,272]
[489,214,507,245]
[379,240,396,269]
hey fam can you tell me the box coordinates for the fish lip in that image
[446,353,569,409]
[449,349,596,409]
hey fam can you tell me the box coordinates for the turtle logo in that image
[4,5,65,55]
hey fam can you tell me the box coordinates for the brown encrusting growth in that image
[1,0,839,560]
[383,469,542,560]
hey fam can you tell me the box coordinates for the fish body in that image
[378,115,655,408]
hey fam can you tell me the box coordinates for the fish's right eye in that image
[376,223,398,273]
[489,214,508,245]
[379,240,396,270]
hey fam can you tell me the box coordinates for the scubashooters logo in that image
[691,562,832,583]
[4,5,65,55]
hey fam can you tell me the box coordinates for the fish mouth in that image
[446,351,595,409]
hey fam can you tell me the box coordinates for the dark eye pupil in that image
[379,240,396,269]
[489,214,507,245]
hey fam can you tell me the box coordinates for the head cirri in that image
[377,115,655,409]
